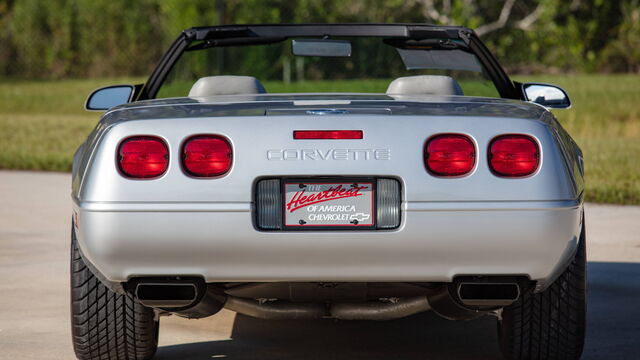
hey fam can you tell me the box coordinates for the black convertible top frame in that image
[139,24,521,101]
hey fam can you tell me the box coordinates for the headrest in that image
[188,75,267,97]
[386,75,464,96]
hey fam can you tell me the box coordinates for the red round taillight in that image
[182,135,232,177]
[489,135,540,177]
[425,134,476,176]
[118,136,168,179]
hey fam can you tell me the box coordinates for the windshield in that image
[157,37,500,99]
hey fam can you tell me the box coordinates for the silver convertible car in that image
[71,24,585,360]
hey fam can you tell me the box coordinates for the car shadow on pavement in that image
[155,262,640,360]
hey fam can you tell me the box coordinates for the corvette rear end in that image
[70,24,586,360]
[74,95,581,287]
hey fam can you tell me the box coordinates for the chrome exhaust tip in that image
[135,282,198,308]
[127,277,225,318]
[456,282,520,307]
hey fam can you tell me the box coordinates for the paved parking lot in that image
[0,171,638,359]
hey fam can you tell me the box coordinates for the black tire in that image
[498,221,586,360]
[71,228,159,360]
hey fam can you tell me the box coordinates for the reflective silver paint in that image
[72,94,584,291]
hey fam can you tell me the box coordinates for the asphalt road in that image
[0,170,638,359]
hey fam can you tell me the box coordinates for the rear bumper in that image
[73,199,582,291]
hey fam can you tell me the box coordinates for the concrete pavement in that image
[0,171,638,359]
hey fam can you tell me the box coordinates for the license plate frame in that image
[282,178,376,230]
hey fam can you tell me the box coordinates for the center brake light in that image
[425,134,476,176]
[294,130,363,140]
[118,136,169,179]
[182,135,232,177]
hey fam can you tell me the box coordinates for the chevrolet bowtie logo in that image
[349,213,371,222]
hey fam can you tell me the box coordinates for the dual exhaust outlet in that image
[132,277,524,320]
[456,281,521,307]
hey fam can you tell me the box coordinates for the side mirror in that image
[522,83,571,109]
[85,85,135,111]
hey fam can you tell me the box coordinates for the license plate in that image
[284,181,374,228]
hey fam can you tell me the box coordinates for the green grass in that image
[1,75,638,204]
[0,78,142,171]
[514,74,640,205]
